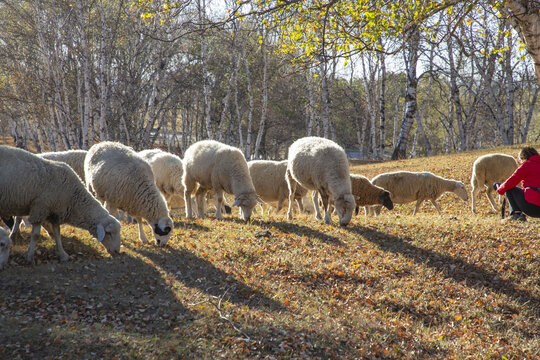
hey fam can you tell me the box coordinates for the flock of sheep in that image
[0,136,519,270]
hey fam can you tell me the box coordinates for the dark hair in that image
[519,146,539,161]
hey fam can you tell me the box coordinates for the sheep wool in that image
[85,141,173,246]
[348,174,394,216]
[370,171,468,215]
[182,140,260,221]
[39,149,88,182]
[0,145,121,263]
[139,148,185,207]
[470,153,518,213]
[248,160,308,215]
[286,136,356,226]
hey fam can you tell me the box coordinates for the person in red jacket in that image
[495,146,540,222]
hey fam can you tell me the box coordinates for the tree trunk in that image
[392,28,419,160]
[379,52,386,160]
[505,1,540,83]
[319,60,330,138]
[522,86,539,142]
[243,40,254,159]
[254,26,268,159]
[306,71,316,136]
[199,0,213,140]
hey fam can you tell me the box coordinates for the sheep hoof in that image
[59,254,70,262]
[25,254,35,264]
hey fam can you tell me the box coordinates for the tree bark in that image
[505,1,540,83]
[392,28,420,160]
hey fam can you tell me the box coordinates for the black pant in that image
[505,187,540,218]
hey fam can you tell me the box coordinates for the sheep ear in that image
[232,195,245,207]
[97,223,105,243]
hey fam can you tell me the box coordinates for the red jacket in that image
[497,154,540,206]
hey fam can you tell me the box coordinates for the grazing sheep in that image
[0,145,121,263]
[7,149,90,241]
[470,153,518,213]
[369,171,468,215]
[38,149,88,182]
[139,148,185,207]
[248,160,308,215]
[317,174,394,217]
[286,136,356,226]
[182,140,261,221]
[0,227,11,270]
[85,141,173,246]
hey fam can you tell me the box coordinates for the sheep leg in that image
[320,192,332,225]
[430,200,443,215]
[485,187,498,212]
[295,198,304,213]
[50,223,69,262]
[286,170,297,220]
[137,218,149,244]
[275,199,284,214]
[195,190,207,218]
[470,186,481,214]
[312,191,322,220]
[183,179,196,219]
[9,216,23,241]
[214,189,224,220]
[413,200,423,215]
[26,224,42,264]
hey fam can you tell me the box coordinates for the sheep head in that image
[379,190,394,210]
[152,216,174,246]
[454,182,469,202]
[0,229,11,270]
[334,194,356,227]
[96,216,122,256]
[233,193,263,222]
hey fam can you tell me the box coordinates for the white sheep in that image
[248,160,308,215]
[38,149,88,182]
[286,136,356,226]
[0,227,11,270]
[139,148,185,207]
[85,141,173,246]
[470,153,518,213]
[0,145,121,263]
[7,149,90,241]
[182,140,261,221]
[369,171,468,215]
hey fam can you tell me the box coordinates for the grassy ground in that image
[1,144,539,359]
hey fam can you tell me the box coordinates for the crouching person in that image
[495,146,540,222]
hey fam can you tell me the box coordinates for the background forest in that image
[0,0,538,160]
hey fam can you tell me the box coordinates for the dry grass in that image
[1,144,539,359]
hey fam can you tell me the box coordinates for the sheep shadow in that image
[9,232,107,264]
[134,245,286,312]
[172,219,211,232]
[0,252,192,358]
[345,226,540,317]
[234,218,343,246]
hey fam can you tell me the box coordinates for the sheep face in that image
[152,216,173,246]
[379,191,394,210]
[96,217,122,256]
[454,182,469,202]
[334,194,356,226]
[0,230,11,270]
[233,193,261,222]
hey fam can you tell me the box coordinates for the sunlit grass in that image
[1,144,539,359]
